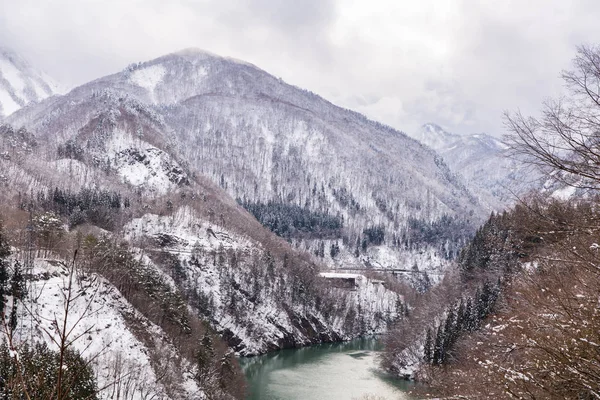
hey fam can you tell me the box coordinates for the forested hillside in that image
[383,45,600,400]
[0,47,414,399]
[6,48,488,276]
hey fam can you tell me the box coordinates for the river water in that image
[240,338,414,400]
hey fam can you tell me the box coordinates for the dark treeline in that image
[417,210,520,368]
[458,211,521,279]
[400,214,474,259]
[56,139,85,161]
[239,199,343,239]
[423,280,500,366]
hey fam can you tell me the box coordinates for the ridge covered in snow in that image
[7,49,488,276]
[410,123,536,207]
[0,47,61,118]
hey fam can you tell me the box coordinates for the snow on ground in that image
[0,86,20,116]
[319,272,363,279]
[124,207,404,356]
[129,64,166,102]
[552,185,576,201]
[104,130,188,194]
[124,206,252,252]
[0,58,25,98]
[7,258,201,400]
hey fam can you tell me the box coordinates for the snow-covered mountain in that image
[8,49,487,272]
[416,123,463,150]
[0,48,507,398]
[0,119,404,398]
[414,123,535,206]
[0,48,427,399]
[0,47,61,119]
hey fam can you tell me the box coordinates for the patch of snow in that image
[129,64,167,101]
[104,131,188,194]
[0,58,25,97]
[319,272,364,280]
[0,86,20,116]
[552,185,577,201]
[32,80,48,98]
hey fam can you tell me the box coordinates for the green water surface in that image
[240,338,414,400]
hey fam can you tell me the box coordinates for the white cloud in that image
[1,0,600,136]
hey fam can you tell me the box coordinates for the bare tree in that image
[413,197,600,399]
[505,45,600,190]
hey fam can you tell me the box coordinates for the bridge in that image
[330,268,444,276]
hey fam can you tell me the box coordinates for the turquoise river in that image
[240,338,414,400]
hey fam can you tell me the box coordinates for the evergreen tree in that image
[0,342,98,399]
[218,351,236,390]
[443,305,457,359]
[432,325,444,365]
[464,297,475,332]
[0,223,10,316]
[197,329,215,379]
[9,260,26,331]
[455,298,466,333]
[329,242,340,258]
[472,287,482,330]
[423,327,433,363]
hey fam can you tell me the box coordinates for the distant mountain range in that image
[412,123,537,206]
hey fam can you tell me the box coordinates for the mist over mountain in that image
[413,123,537,207]
[0,47,61,119]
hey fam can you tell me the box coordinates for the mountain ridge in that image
[11,50,484,268]
[0,47,62,118]
[411,122,531,207]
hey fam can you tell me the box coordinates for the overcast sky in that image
[1,0,600,136]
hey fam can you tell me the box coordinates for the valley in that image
[0,24,597,400]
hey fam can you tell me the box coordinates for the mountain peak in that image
[417,123,461,150]
[421,122,445,133]
[166,47,258,69]
[170,47,220,59]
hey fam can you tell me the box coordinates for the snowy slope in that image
[6,49,487,276]
[123,206,404,355]
[9,258,201,399]
[412,123,537,206]
[0,47,61,118]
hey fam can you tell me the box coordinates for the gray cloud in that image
[1,0,600,137]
